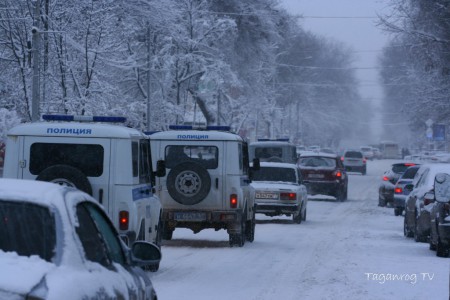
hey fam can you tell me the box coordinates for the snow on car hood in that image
[0,250,54,296]
[250,181,298,191]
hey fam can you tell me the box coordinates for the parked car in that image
[251,162,308,223]
[404,164,450,243]
[393,165,421,216]
[360,146,374,160]
[429,173,450,257]
[0,178,161,300]
[298,152,348,201]
[341,149,366,175]
[378,162,418,207]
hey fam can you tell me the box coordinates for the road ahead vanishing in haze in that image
[150,160,448,300]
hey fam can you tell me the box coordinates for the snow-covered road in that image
[150,160,449,300]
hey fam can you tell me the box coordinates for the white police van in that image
[148,125,258,247]
[3,115,165,270]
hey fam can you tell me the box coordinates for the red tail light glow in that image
[334,170,342,178]
[280,192,296,200]
[382,176,389,181]
[363,158,367,163]
[394,187,403,194]
[230,194,238,208]
[119,211,129,230]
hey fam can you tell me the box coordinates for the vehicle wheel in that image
[436,238,449,257]
[162,222,173,240]
[293,209,302,224]
[378,194,386,207]
[229,218,246,247]
[413,217,427,243]
[302,207,307,221]
[245,210,256,242]
[404,217,413,238]
[429,239,437,251]
[167,162,211,205]
[36,164,92,195]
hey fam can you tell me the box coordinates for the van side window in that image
[30,143,104,177]
[139,139,152,184]
[132,142,138,177]
[241,143,249,174]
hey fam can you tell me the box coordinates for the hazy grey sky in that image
[278,0,392,140]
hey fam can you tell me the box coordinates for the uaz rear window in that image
[30,143,104,177]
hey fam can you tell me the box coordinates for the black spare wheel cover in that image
[36,164,93,195]
[167,161,211,205]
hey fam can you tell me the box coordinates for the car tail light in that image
[340,156,344,161]
[334,170,342,178]
[119,210,129,230]
[230,194,238,208]
[280,192,296,200]
[405,163,416,167]
[382,176,389,181]
[394,187,403,194]
[363,158,367,163]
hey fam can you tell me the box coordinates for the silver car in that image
[0,179,161,300]
[341,150,367,175]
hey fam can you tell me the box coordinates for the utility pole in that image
[31,0,41,122]
[146,24,151,131]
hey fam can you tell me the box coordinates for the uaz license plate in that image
[174,212,206,221]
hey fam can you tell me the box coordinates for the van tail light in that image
[280,192,296,200]
[230,194,238,208]
[394,187,403,194]
[334,170,342,179]
[119,211,129,230]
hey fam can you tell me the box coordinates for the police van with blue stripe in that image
[3,115,165,271]
[148,125,259,247]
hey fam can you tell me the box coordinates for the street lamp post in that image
[31,0,41,122]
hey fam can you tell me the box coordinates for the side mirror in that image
[155,160,166,177]
[252,158,260,170]
[130,241,162,267]
[434,173,450,203]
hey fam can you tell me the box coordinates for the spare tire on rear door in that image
[36,164,93,195]
[167,161,211,205]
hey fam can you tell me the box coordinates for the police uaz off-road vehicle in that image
[148,125,258,247]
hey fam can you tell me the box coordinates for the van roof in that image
[7,122,145,139]
[250,141,296,147]
[148,130,244,142]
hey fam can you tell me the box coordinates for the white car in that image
[0,179,161,300]
[251,162,308,223]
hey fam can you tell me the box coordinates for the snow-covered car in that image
[360,146,374,160]
[429,173,450,257]
[251,162,308,223]
[0,178,161,300]
[404,164,450,243]
[378,162,417,207]
[393,165,420,216]
[298,152,348,201]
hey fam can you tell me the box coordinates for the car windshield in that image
[0,201,56,262]
[252,167,297,183]
[298,157,336,168]
[401,166,420,179]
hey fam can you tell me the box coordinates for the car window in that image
[75,204,111,267]
[165,145,218,169]
[392,164,411,174]
[298,157,336,168]
[344,151,363,158]
[30,143,104,177]
[252,167,297,183]
[402,166,419,179]
[81,202,126,265]
[139,139,152,184]
[0,201,56,262]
